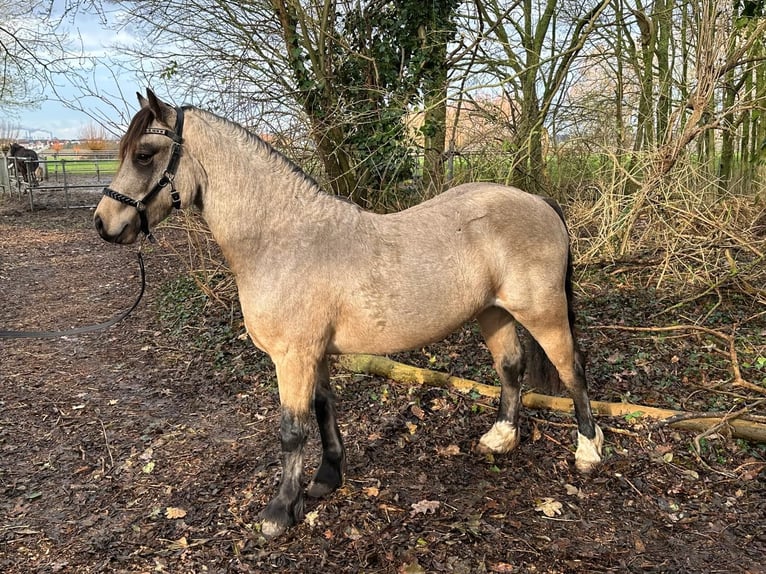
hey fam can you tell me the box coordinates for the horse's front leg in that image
[307,358,345,498]
[259,352,318,539]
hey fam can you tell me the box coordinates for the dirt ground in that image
[1,198,764,573]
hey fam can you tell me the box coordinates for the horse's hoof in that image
[575,424,604,473]
[476,421,520,454]
[307,480,336,499]
[258,496,303,539]
[260,518,288,539]
[307,460,344,499]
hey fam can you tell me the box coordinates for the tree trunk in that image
[421,36,448,196]
[718,68,737,193]
[633,4,656,152]
[654,0,671,143]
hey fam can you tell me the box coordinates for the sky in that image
[13,5,140,141]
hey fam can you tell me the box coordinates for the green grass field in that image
[43,158,119,176]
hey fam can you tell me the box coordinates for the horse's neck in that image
[185,112,358,253]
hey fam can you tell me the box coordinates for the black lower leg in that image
[495,353,525,426]
[308,361,345,498]
[570,350,596,438]
[260,409,309,536]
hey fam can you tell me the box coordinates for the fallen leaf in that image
[165,506,187,519]
[490,563,516,573]
[436,444,461,456]
[634,536,646,553]
[166,536,188,550]
[400,560,425,574]
[364,486,380,497]
[305,510,320,527]
[405,422,418,435]
[142,461,155,474]
[741,463,765,480]
[534,498,562,517]
[410,499,440,516]
[564,484,584,498]
[345,525,364,540]
[430,397,449,411]
[411,404,426,420]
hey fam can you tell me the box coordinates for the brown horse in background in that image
[8,143,39,183]
[94,90,603,539]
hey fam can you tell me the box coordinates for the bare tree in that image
[473,0,611,197]
[101,1,463,205]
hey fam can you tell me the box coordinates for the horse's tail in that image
[524,197,581,395]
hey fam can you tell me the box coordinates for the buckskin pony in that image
[94,90,603,538]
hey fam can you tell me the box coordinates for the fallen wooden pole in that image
[336,354,766,443]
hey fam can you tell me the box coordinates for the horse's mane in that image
[120,104,323,193]
[192,107,322,192]
[119,106,154,162]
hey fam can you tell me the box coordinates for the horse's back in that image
[386,182,569,267]
[321,183,569,354]
[396,182,565,234]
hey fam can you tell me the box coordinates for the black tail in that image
[524,197,582,395]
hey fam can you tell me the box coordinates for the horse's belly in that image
[328,289,487,355]
[328,320,468,355]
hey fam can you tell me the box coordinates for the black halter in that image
[102,106,185,242]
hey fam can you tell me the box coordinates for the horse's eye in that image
[135,152,154,165]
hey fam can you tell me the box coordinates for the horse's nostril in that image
[94,215,104,234]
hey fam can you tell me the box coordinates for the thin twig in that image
[99,418,114,469]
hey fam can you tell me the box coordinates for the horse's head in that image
[9,143,21,156]
[95,89,193,244]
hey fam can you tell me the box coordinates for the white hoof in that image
[477,421,520,454]
[260,519,287,539]
[575,424,604,472]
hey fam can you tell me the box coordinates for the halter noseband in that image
[102,106,185,242]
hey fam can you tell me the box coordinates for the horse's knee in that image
[280,409,309,451]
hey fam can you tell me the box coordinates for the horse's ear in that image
[146,89,162,115]
[145,89,176,127]
[137,92,149,108]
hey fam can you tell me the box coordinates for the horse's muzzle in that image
[94,215,132,244]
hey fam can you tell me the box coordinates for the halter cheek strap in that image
[102,106,185,242]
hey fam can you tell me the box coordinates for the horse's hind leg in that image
[259,351,319,539]
[307,358,345,498]
[520,302,603,472]
[476,307,525,454]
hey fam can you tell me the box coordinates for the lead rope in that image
[0,249,147,339]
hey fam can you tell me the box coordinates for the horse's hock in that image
[2,151,118,210]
